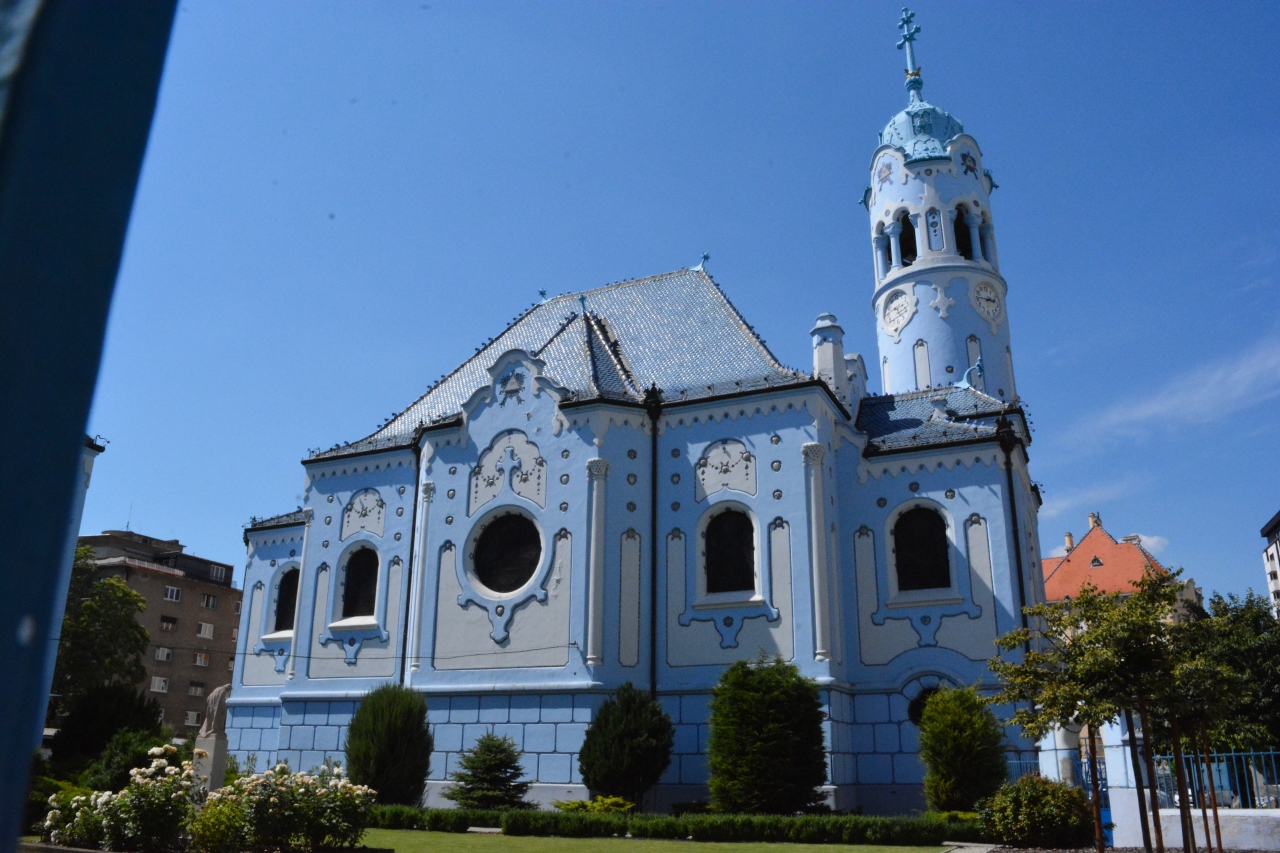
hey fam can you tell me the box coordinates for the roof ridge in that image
[694,268,806,378]
[585,313,642,400]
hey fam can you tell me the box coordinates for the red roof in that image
[1042,525,1166,602]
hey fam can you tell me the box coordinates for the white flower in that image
[193,748,208,758]
[148,747,165,756]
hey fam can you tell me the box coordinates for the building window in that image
[159,616,178,633]
[150,676,169,694]
[896,211,917,266]
[1270,571,1278,581]
[342,549,380,618]
[155,646,173,662]
[201,593,218,609]
[188,682,206,697]
[472,514,541,595]
[210,565,226,583]
[194,652,209,667]
[893,507,950,591]
[196,622,214,639]
[953,204,974,259]
[275,568,300,632]
[235,600,242,615]
[184,711,202,728]
[232,627,239,641]
[228,657,235,671]
[164,586,181,602]
[704,509,755,594]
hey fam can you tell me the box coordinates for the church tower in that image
[865,9,1016,400]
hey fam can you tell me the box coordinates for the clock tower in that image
[864,8,1017,400]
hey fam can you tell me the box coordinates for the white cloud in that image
[1038,476,1141,520]
[1047,545,1068,558]
[1086,337,1280,437]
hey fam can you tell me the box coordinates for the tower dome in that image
[879,100,964,162]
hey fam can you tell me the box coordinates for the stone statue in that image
[198,683,230,738]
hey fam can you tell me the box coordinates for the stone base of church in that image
[849,783,924,816]
[422,780,589,809]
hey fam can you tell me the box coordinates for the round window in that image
[473,513,542,594]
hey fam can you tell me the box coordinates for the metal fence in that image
[1007,758,1040,780]
[1152,750,1280,810]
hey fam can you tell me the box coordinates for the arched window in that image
[705,509,755,593]
[913,339,931,390]
[274,568,299,632]
[342,548,378,618]
[893,507,950,591]
[953,205,974,260]
[896,211,917,266]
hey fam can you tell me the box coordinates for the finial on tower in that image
[896,7,923,101]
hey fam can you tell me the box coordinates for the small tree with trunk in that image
[444,733,532,810]
[578,682,674,807]
[917,685,1007,812]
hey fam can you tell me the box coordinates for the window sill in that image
[693,593,764,611]
[887,593,963,609]
[328,615,379,631]
[260,629,294,643]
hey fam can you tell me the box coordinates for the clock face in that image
[974,283,1001,320]
[354,492,384,520]
[883,290,912,332]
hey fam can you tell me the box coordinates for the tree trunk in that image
[1139,698,1165,853]
[1199,723,1223,853]
[1169,716,1194,853]
[1189,725,1212,853]
[1126,707,1153,853]
[1087,725,1106,853]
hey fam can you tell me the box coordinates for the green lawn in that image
[363,829,948,853]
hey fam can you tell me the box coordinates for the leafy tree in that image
[706,655,827,814]
[917,686,1007,812]
[1199,591,1280,747]
[578,682,674,806]
[346,684,433,805]
[80,728,172,791]
[51,683,162,769]
[443,733,532,810]
[51,547,149,719]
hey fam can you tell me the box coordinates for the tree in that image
[50,683,162,770]
[50,547,149,719]
[79,728,172,791]
[578,682,674,806]
[706,655,827,814]
[1199,592,1280,748]
[346,684,432,805]
[917,686,1007,812]
[443,733,532,810]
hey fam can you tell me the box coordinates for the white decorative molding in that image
[967,279,1007,335]
[341,488,386,540]
[879,286,918,344]
[586,458,609,665]
[802,442,830,662]
[469,430,546,516]
[929,281,954,318]
[694,439,756,501]
[857,448,1002,484]
[619,529,642,667]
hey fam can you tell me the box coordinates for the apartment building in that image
[80,530,241,730]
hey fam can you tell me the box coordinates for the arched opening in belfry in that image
[896,211,917,266]
[953,204,974,260]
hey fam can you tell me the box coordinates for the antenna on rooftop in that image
[691,253,710,272]
[125,502,132,531]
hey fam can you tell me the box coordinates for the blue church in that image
[228,10,1045,814]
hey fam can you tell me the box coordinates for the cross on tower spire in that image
[896,7,924,101]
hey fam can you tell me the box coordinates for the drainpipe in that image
[643,384,663,699]
[995,416,1030,644]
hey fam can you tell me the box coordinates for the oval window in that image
[474,513,542,594]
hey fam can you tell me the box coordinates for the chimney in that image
[1064,532,1074,553]
[1088,512,1102,529]
[811,314,850,404]
[929,396,949,421]
[1121,534,1142,545]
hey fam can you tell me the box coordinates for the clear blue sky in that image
[84,1,1280,599]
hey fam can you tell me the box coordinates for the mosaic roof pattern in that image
[313,269,807,459]
[855,385,1008,454]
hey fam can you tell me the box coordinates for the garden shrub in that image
[707,655,826,814]
[552,795,634,814]
[917,686,1008,812]
[421,808,506,831]
[500,810,627,837]
[627,815,688,839]
[442,733,532,810]
[230,759,374,851]
[80,728,172,792]
[977,774,1094,848]
[577,682,674,805]
[369,803,424,829]
[26,775,90,834]
[188,795,249,853]
[345,684,432,805]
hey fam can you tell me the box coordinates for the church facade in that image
[227,11,1046,814]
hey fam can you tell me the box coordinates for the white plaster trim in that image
[968,278,1006,335]
[928,281,954,318]
[857,448,1002,484]
[259,629,294,642]
[327,615,379,631]
[879,286,918,344]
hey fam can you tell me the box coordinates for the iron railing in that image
[1153,750,1280,810]
[1007,758,1041,780]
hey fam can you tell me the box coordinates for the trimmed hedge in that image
[369,805,985,844]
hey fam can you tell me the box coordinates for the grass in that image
[363,828,948,853]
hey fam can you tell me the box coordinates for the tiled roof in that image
[311,269,807,459]
[854,385,1008,454]
[1042,525,1167,602]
